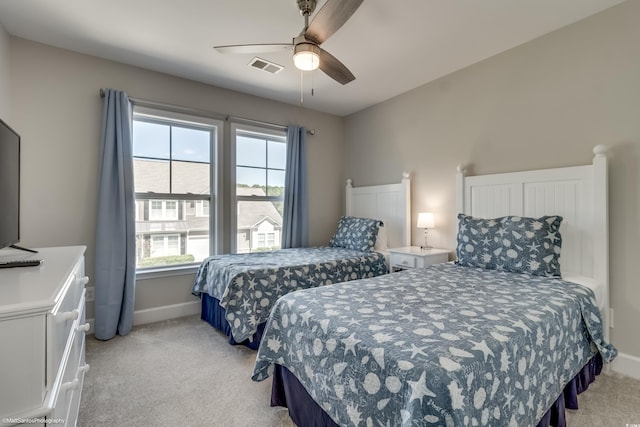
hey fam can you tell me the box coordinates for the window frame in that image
[133,106,223,277]
[230,123,287,254]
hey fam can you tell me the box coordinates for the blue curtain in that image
[94,89,136,340]
[281,125,309,248]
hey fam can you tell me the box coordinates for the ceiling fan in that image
[214,0,364,85]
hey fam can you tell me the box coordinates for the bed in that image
[251,146,617,426]
[192,173,411,348]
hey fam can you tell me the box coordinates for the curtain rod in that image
[99,88,315,135]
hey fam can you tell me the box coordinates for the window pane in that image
[167,235,180,255]
[133,121,170,159]
[165,201,178,220]
[196,200,209,217]
[134,120,213,195]
[268,140,286,170]
[236,166,266,188]
[150,236,165,257]
[135,198,211,268]
[172,127,211,163]
[236,135,266,167]
[150,200,163,220]
[133,158,170,193]
[236,200,282,253]
[172,160,210,194]
[267,170,285,196]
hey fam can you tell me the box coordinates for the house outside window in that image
[232,124,286,253]
[133,106,221,269]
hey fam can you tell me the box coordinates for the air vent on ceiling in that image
[248,57,284,74]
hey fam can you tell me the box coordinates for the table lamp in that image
[417,212,435,250]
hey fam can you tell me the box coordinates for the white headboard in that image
[456,146,609,340]
[345,173,411,248]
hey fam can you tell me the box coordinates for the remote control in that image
[0,259,44,268]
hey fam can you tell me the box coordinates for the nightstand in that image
[388,246,449,271]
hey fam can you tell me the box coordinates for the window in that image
[151,234,181,257]
[150,200,180,221]
[195,200,210,217]
[133,107,221,270]
[232,124,286,253]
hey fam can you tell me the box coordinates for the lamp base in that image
[420,228,431,251]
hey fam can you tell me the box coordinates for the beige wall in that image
[6,3,638,365]
[0,23,10,119]
[9,38,345,316]
[345,1,640,359]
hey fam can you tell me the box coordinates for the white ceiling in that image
[0,0,625,116]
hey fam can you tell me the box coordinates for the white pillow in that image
[374,224,388,251]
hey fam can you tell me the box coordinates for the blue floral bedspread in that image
[252,263,617,427]
[192,247,388,342]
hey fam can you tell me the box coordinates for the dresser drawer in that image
[0,315,46,418]
[391,253,416,269]
[50,333,88,425]
[48,261,88,387]
[63,339,87,427]
[50,297,89,426]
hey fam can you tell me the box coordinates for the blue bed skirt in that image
[200,293,265,350]
[271,353,604,427]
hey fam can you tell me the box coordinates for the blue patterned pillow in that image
[456,214,563,277]
[329,216,381,252]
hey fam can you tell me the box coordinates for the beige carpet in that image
[79,315,640,426]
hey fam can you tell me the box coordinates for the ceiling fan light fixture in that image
[293,43,320,71]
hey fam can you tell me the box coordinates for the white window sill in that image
[135,264,200,280]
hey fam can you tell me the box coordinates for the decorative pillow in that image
[374,224,388,252]
[329,216,382,252]
[456,213,563,277]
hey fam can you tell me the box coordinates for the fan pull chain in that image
[300,70,304,105]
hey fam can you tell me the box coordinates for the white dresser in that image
[0,246,89,427]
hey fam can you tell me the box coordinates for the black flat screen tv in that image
[0,118,20,251]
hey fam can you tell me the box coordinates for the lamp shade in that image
[293,43,320,71]
[417,212,435,229]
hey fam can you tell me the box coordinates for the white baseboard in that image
[85,301,201,336]
[132,301,201,326]
[611,351,640,380]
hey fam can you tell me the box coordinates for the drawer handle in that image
[78,276,90,286]
[61,365,90,392]
[76,323,90,333]
[61,379,79,391]
[57,309,79,322]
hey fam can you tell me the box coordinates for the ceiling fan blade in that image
[318,48,355,85]
[214,43,292,54]
[304,0,364,44]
